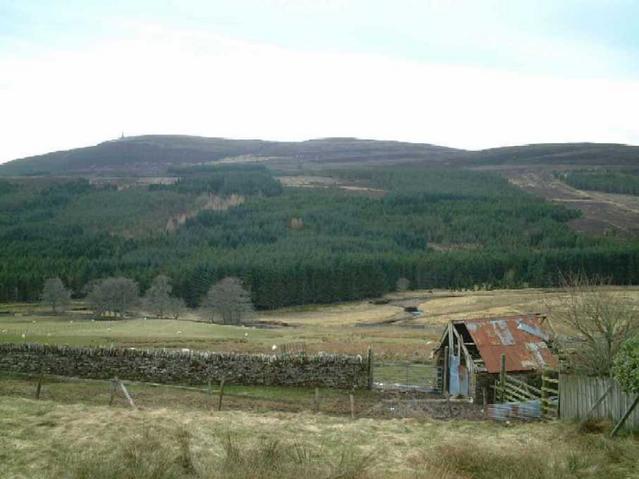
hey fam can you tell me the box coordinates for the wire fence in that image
[0,371,385,418]
[373,360,438,392]
[0,370,484,421]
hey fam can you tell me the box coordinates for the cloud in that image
[0,23,638,162]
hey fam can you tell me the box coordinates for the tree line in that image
[558,169,639,196]
[42,274,253,324]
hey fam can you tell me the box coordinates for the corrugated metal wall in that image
[560,374,639,430]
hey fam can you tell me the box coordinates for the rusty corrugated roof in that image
[455,314,558,373]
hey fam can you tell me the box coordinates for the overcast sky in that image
[1,0,638,163]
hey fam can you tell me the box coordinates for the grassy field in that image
[1,393,637,478]
[3,287,639,360]
[2,288,639,477]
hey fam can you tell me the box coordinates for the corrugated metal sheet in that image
[458,314,558,373]
[486,399,542,421]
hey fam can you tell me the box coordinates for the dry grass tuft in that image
[415,435,639,479]
[577,418,611,435]
[216,433,373,479]
[423,442,559,479]
[63,427,189,479]
[60,426,373,479]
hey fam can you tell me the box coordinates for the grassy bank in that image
[0,394,637,478]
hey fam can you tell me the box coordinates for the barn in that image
[433,314,558,402]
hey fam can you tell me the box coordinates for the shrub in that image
[612,337,639,394]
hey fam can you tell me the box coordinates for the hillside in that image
[461,142,639,167]
[3,137,639,308]
[3,135,639,177]
[0,135,461,176]
[4,163,639,307]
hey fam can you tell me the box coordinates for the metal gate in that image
[373,359,438,392]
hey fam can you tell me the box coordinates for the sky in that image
[1,0,639,163]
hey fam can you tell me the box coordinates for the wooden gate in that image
[488,367,559,421]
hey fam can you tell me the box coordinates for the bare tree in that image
[547,274,639,376]
[165,296,186,320]
[143,275,179,318]
[87,277,139,319]
[203,277,253,325]
[396,277,410,292]
[41,277,71,314]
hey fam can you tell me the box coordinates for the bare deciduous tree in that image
[203,277,253,325]
[396,277,410,292]
[41,277,71,314]
[165,296,186,320]
[87,277,139,319]
[143,275,180,318]
[547,274,639,376]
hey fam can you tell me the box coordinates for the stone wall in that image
[0,343,369,389]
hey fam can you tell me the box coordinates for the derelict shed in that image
[434,314,558,401]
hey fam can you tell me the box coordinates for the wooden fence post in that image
[34,374,43,400]
[482,386,487,418]
[499,353,506,403]
[349,393,355,420]
[207,379,213,409]
[109,378,117,406]
[119,380,136,409]
[367,347,374,390]
[217,378,225,411]
[314,387,320,413]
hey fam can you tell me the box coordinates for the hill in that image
[2,136,639,177]
[0,135,461,176]
[460,142,639,167]
[2,136,639,308]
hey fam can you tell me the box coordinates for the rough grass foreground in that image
[1,397,638,479]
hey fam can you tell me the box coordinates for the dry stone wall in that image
[0,343,369,389]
